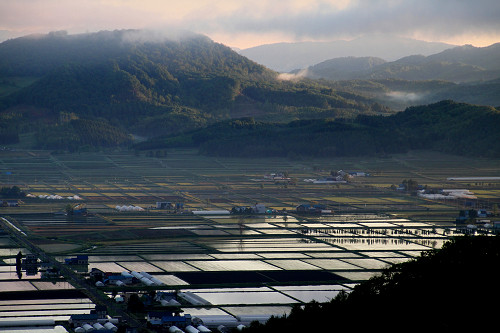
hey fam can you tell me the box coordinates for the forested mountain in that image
[426,43,500,70]
[322,78,500,109]
[0,30,379,149]
[136,100,500,158]
[296,43,500,108]
[302,43,500,82]
[2,31,497,156]
[299,57,386,80]
[0,30,267,78]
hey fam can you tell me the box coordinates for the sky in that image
[1,0,499,49]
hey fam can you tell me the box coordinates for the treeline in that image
[242,236,500,332]
[242,85,357,109]
[0,30,273,119]
[0,125,19,144]
[34,119,132,151]
[136,100,500,158]
[0,186,26,198]
[323,77,500,112]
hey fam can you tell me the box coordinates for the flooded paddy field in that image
[1,149,500,323]
[0,289,93,324]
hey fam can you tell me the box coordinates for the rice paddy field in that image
[1,148,499,321]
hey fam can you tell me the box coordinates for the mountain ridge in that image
[0,29,379,149]
[239,35,455,72]
[302,42,500,82]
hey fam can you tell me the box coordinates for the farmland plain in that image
[1,148,499,321]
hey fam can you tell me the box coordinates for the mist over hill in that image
[321,77,500,110]
[239,35,454,72]
[292,43,500,108]
[0,30,381,150]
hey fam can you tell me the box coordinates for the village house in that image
[65,255,89,265]
[147,311,192,328]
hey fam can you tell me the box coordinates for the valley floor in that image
[1,149,499,331]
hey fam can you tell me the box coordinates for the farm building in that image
[94,305,108,319]
[253,203,267,214]
[147,311,192,328]
[263,173,290,181]
[156,202,184,210]
[103,274,134,286]
[40,266,60,279]
[296,204,327,213]
[456,209,493,224]
[157,202,174,209]
[304,176,346,184]
[231,204,268,214]
[90,267,105,281]
[69,314,99,326]
[65,255,89,265]
[21,254,38,267]
[349,171,370,177]
[1,200,19,207]
[155,291,179,302]
[21,254,39,275]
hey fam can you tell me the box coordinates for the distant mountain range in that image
[239,35,455,72]
[302,43,500,82]
[282,42,500,108]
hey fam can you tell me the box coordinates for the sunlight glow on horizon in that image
[1,0,499,49]
[211,33,500,50]
[2,27,498,51]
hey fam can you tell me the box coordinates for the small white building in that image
[252,204,267,214]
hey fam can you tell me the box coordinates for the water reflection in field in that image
[0,212,458,321]
[281,290,342,303]
[0,326,69,333]
[265,259,321,270]
[193,290,297,305]
[321,237,431,251]
[223,306,291,318]
[188,260,280,271]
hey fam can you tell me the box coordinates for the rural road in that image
[0,216,145,330]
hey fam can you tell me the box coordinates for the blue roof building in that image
[147,312,192,327]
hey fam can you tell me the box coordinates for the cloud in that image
[0,0,499,47]
[203,0,500,41]
[277,68,311,81]
[385,91,425,103]
[119,29,197,44]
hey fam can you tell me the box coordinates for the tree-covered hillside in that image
[242,236,500,332]
[322,78,500,110]
[0,30,377,149]
[136,100,500,158]
[302,56,387,80]
[0,30,267,78]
